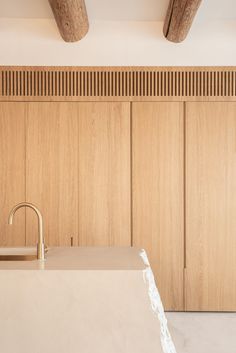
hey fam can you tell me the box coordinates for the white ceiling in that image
[0,0,236,21]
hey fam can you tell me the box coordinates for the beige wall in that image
[0,19,236,66]
[1,0,235,20]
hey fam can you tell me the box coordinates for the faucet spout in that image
[8,202,46,261]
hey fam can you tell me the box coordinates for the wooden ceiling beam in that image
[163,0,202,43]
[48,0,89,42]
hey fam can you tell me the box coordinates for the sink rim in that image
[0,247,36,256]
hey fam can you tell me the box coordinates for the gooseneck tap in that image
[8,202,46,260]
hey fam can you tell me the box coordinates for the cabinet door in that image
[186,102,236,311]
[26,103,79,246]
[132,102,184,310]
[0,103,26,246]
[26,102,131,247]
[78,103,131,246]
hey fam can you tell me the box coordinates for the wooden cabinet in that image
[26,103,79,246]
[0,103,26,246]
[132,102,184,310]
[0,102,131,248]
[78,103,131,246]
[1,100,236,311]
[185,102,236,311]
[26,102,131,246]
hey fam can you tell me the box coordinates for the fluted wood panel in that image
[0,103,26,246]
[186,102,236,311]
[132,102,184,310]
[26,103,79,246]
[1,67,236,101]
[78,103,131,246]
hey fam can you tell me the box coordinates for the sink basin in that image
[0,247,37,261]
[0,254,37,261]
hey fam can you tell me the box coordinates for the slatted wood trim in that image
[1,67,236,101]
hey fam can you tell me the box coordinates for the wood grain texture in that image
[48,0,89,42]
[186,102,236,311]
[78,103,131,246]
[0,103,26,246]
[26,103,79,246]
[132,102,184,310]
[1,67,236,102]
[163,0,202,43]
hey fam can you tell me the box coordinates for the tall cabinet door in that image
[132,102,184,310]
[0,103,26,246]
[26,103,79,246]
[78,103,131,246]
[186,102,236,311]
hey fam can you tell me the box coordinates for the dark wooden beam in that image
[48,0,89,42]
[163,0,202,43]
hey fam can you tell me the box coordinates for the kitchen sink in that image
[0,247,37,261]
[0,255,37,261]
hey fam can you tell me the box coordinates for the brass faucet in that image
[8,202,46,261]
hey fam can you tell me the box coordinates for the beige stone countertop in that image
[0,247,176,353]
[0,246,146,270]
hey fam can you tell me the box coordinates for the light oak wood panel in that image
[132,102,184,310]
[26,103,79,246]
[186,102,236,311]
[78,103,131,246]
[0,103,26,246]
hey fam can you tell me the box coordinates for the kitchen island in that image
[0,247,176,353]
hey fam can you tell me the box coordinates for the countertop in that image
[0,246,145,270]
[0,247,175,353]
